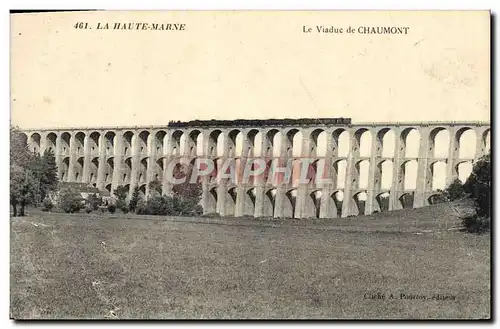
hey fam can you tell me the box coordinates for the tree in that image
[148,177,163,197]
[171,163,202,201]
[464,153,491,218]
[10,127,37,216]
[29,148,59,204]
[114,185,129,210]
[443,178,466,201]
[128,186,141,213]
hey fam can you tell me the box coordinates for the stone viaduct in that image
[20,118,490,218]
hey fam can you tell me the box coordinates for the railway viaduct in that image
[20,119,490,218]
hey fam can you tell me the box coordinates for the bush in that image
[444,178,466,201]
[136,195,204,216]
[42,197,54,212]
[121,205,129,214]
[107,204,116,214]
[463,215,490,234]
[85,204,93,213]
[87,193,102,210]
[58,190,84,213]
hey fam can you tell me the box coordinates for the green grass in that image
[10,200,490,319]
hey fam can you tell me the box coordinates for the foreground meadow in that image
[10,201,490,319]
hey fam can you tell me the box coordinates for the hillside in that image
[10,200,490,319]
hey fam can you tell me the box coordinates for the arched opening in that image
[430,127,450,158]
[354,129,372,158]
[123,158,132,183]
[139,158,148,184]
[304,190,322,219]
[61,157,70,181]
[123,131,134,158]
[399,192,414,209]
[105,184,112,193]
[74,132,85,157]
[90,157,99,184]
[106,158,114,184]
[75,157,84,182]
[263,188,276,217]
[61,132,71,156]
[333,159,347,189]
[171,130,184,156]
[333,129,350,158]
[286,129,301,158]
[379,160,393,190]
[431,160,446,190]
[263,129,280,158]
[380,129,395,158]
[456,161,473,183]
[46,132,57,154]
[104,131,116,156]
[139,131,150,155]
[228,129,243,157]
[244,188,256,217]
[184,130,200,157]
[354,159,370,190]
[207,187,218,214]
[246,129,260,157]
[283,189,297,218]
[309,129,326,157]
[29,132,41,154]
[352,192,366,216]
[89,131,100,156]
[455,128,476,159]
[331,191,343,218]
[401,160,418,191]
[401,128,420,158]
[376,192,390,212]
[208,130,222,157]
[139,184,147,200]
[155,158,165,182]
[225,187,237,216]
[155,130,167,158]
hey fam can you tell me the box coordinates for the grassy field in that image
[10,200,490,319]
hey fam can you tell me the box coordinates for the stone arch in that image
[309,128,326,157]
[123,131,134,158]
[333,159,347,189]
[429,127,450,158]
[399,192,414,209]
[377,159,393,190]
[29,132,41,154]
[123,158,132,183]
[89,131,100,156]
[106,157,114,184]
[208,129,222,157]
[246,129,260,157]
[483,129,491,153]
[18,132,28,147]
[61,132,71,156]
[330,190,343,218]
[455,127,476,159]
[354,159,370,190]
[61,157,70,181]
[75,156,84,182]
[227,129,243,157]
[263,188,276,217]
[401,159,418,190]
[138,158,148,184]
[352,191,366,216]
[428,193,445,205]
[283,188,297,218]
[123,184,131,199]
[286,128,301,158]
[401,128,420,158]
[456,160,473,183]
[89,157,99,184]
[139,184,147,199]
[332,128,350,158]
[376,192,390,212]
[225,187,238,216]
[138,130,150,155]
[264,129,280,158]
[154,130,167,157]
[170,130,184,156]
[105,184,112,193]
[186,129,201,157]
[206,187,217,214]
[244,187,256,217]
[74,132,86,157]
[155,158,164,181]
[304,189,322,219]
[377,128,395,158]
[104,131,116,156]
[46,132,57,154]
[430,160,446,190]
[353,128,372,158]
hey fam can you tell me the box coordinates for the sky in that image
[10,10,490,130]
